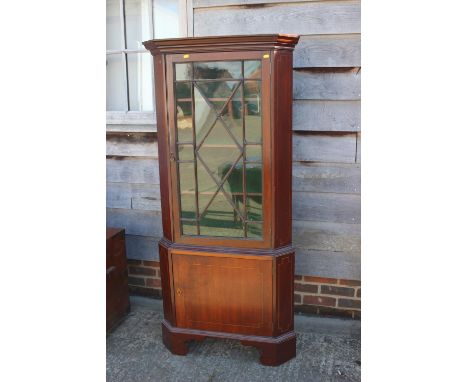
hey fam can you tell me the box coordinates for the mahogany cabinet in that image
[143,34,299,366]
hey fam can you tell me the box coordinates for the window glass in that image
[153,0,180,38]
[106,0,121,50]
[125,0,152,50]
[106,54,127,110]
[127,53,154,111]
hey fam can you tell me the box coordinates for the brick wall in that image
[126,261,361,319]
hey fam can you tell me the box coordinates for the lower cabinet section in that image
[172,253,273,336]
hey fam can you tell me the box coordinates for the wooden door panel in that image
[172,253,273,336]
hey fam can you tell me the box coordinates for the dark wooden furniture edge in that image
[143,34,299,54]
[159,237,294,257]
[162,319,296,366]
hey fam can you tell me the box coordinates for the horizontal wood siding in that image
[106,0,361,280]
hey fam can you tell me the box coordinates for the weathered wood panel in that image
[356,132,361,163]
[293,100,360,131]
[295,248,360,280]
[194,0,323,7]
[106,132,158,157]
[125,235,159,260]
[294,34,360,68]
[106,208,163,237]
[293,133,357,163]
[294,69,361,101]
[107,157,159,184]
[293,220,360,253]
[107,183,160,211]
[293,162,360,194]
[106,124,156,133]
[194,1,361,36]
[292,192,360,223]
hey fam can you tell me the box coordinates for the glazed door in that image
[166,51,272,248]
[172,252,273,336]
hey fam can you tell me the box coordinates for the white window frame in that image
[106,0,192,128]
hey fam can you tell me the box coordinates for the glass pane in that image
[219,86,243,145]
[246,163,262,194]
[176,63,192,80]
[244,81,261,142]
[127,53,154,111]
[194,61,242,80]
[196,81,240,112]
[196,164,218,212]
[244,60,261,79]
[178,163,196,219]
[197,146,242,187]
[178,145,193,160]
[181,220,197,235]
[125,0,152,50]
[106,54,127,111]
[246,195,262,221]
[194,86,217,144]
[153,0,180,38]
[247,222,263,238]
[246,145,262,161]
[199,194,244,237]
[175,82,192,142]
[106,0,121,50]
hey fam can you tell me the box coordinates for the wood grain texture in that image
[292,220,360,252]
[294,34,360,68]
[293,68,361,100]
[106,132,158,157]
[293,100,360,131]
[292,162,360,194]
[295,248,360,280]
[106,112,156,125]
[106,208,163,237]
[107,183,160,211]
[356,132,361,163]
[293,133,357,163]
[292,192,360,223]
[193,1,360,36]
[125,234,159,260]
[107,157,159,184]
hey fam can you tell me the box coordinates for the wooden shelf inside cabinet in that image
[143,34,299,366]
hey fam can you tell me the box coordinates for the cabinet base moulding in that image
[162,319,296,366]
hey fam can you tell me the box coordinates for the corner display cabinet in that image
[143,34,299,366]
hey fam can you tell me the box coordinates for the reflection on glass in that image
[175,82,192,142]
[127,53,154,111]
[106,54,127,111]
[246,145,262,162]
[181,220,197,235]
[244,60,261,79]
[199,194,244,237]
[194,86,217,144]
[125,0,152,50]
[194,61,242,79]
[247,222,263,238]
[176,59,264,239]
[244,81,261,142]
[153,0,180,39]
[178,145,193,160]
[246,163,262,194]
[179,163,196,219]
[176,63,192,80]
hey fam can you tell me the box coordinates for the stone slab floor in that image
[107,296,361,382]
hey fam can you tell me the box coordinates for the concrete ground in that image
[107,296,361,382]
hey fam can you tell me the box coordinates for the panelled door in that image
[166,51,273,249]
[172,252,273,336]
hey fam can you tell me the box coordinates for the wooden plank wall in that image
[106,0,361,280]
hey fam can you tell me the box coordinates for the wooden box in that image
[106,227,130,332]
